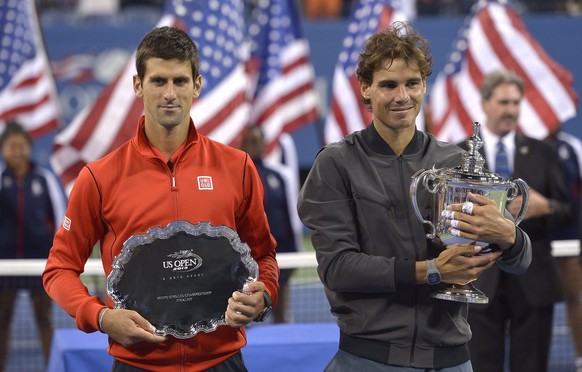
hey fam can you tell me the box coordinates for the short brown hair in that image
[135,26,200,82]
[356,22,432,106]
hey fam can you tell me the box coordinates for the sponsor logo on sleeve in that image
[63,216,72,231]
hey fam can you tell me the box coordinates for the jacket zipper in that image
[398,156,419,367]
[168,160,177,191]
[167,159,179,220]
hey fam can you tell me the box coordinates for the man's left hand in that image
[444,192,516,250]
[225,280,266,328]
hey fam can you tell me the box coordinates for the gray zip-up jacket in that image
[298,125,531,369]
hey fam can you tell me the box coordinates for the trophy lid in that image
[452,122,504,183]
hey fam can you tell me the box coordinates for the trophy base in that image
[440,235,489,248]
[430,284,489,304]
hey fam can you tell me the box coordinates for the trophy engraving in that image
[410,122,529,303]
[107,221,258,339]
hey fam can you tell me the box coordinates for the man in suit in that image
[458,70,572,372]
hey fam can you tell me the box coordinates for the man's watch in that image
[426,259,442,285]
[255,291,272,322]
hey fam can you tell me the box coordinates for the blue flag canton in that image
[441,5,480,78]
[248,0,302,92]
[0,0,36,90]
[442,26,469,77]
[440,0,512,77]
[168,0,245,91]
[338,0,398,76]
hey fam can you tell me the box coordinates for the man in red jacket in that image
[43,26,279,371]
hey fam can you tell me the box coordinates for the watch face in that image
[428,272,441,285]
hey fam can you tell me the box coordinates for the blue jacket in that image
[254,159,297,254]
[552,132,582,240]
[0,162,66,259]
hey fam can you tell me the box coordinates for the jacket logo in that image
[32,179,44,196]
[63,216,71,231]
[197,176,213,190]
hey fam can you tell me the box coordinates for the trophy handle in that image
[410,169,438,239]
[507,178,529,226]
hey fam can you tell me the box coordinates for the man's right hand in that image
[99,308,167,347]
[436,243,502,285]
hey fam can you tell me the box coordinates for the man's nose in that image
[164,84,176,100]
[395,85,409,101]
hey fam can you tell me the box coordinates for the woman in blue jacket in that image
[0,121,67,369]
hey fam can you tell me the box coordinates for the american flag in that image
[324,0,407,144]
[427,0,578,144]
[246,0,319,154]
[0,0,60,137]
[51,0,250,192]
[51,54,96,83]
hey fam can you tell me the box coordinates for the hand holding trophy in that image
[410,122,529,303]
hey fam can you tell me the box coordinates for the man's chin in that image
[157,115,183,126]
[156,120,182,129]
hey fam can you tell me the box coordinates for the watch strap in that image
[255,291,272,322]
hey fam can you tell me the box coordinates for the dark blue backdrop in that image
[36,12,581,171]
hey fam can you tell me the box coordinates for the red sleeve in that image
[42,166,107,333]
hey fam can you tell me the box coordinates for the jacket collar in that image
[134,116,200,158]
[362,122,425,156]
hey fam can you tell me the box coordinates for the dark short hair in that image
[480,70,524,101]
[0,120,32,148]
[135,26,200,81]
[356,22,432,106]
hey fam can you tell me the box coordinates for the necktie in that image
[495,141,510,180]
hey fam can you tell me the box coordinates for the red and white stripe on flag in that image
[428,0,578,144]
[324,0,407,144]
[0,0,61,137]
[247,0,319,154]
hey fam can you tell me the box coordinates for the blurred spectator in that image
[416,0,441,15]
[0,121,67,369]
[563,0,582,14]
[36,0,78,10]
[461,70,571,372]
[77,0,119,15]
[303,0,347,19]
[417,0,475,15]
[546,128,582,372]
[414,0,573,15]
[240,126,300,323]
[524,0,562,12]
[120,0,164,9]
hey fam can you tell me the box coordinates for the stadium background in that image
[32,9,582,175]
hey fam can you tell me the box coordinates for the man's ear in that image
[193,74,202,98]
[360,82,370,101]
[133,75,143,97]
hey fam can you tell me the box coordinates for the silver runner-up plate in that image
[107,220,258,339]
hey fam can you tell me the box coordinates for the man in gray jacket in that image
[297,22,532,372]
